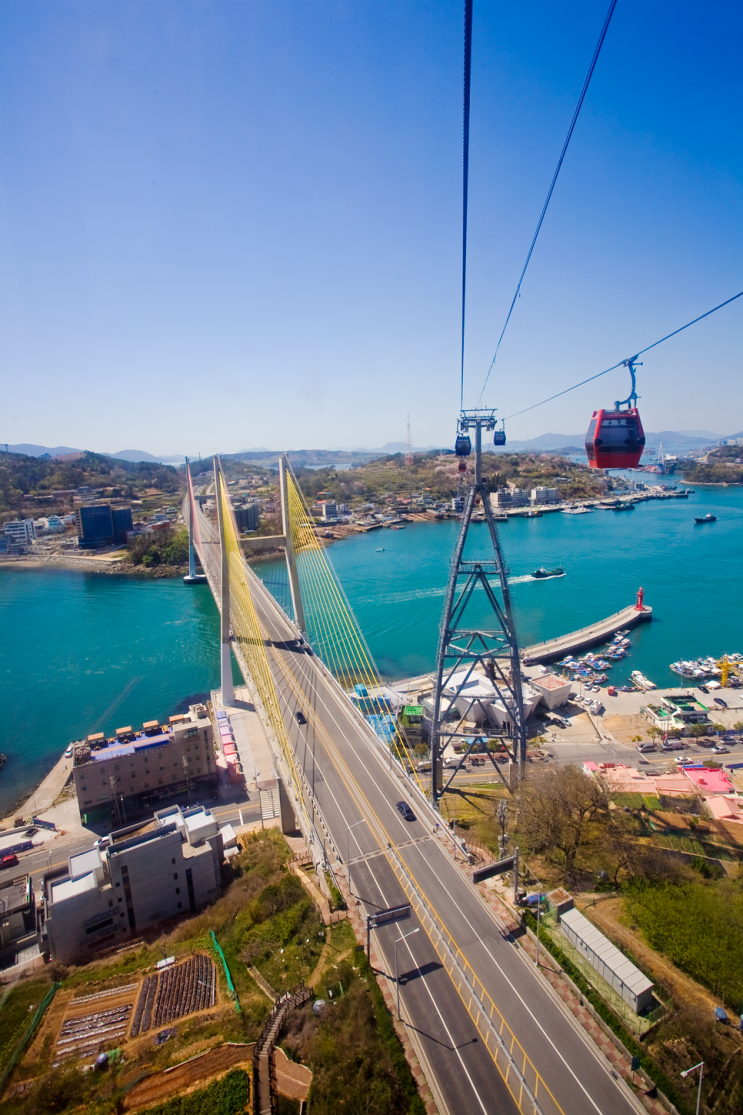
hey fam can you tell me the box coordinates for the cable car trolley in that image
[585,358,645,469]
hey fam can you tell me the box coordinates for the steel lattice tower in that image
[430,410,527,802]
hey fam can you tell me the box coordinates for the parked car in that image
[64,745,73,758]
[698,686,709,694]
[713,697,728,709]
[396,801,416,822]
[0,854,19,870]
[661,741,684,751]
[636,743,656,753]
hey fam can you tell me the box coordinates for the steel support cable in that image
[285,472,426,791]
[502,288,743,421]
[460,0,473,409]
[478,0,619,406]
[218,481,308,808]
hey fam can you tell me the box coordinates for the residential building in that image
[398,705,423,746]
[235,503,260,532]
[0,876,36,949]
[321,502,338,520]
[492,489,530,509]
[76,505,133,548]
[4,519,35,544]
[531,487,560,505]
[71,707,216,823]
[42,805,224,962]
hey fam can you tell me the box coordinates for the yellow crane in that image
[717,655,739,687]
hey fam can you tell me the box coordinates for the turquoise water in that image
[2,480,742,811]
[256,480,743,684]
[0,570,229,815]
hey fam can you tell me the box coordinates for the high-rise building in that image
[234,503,259,532]
[76,505,133,548]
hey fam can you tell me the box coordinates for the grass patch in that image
[137,1067,249,1115]
[625,877,743,1011]
[0,980,53,1076]
[283,952,425,1115]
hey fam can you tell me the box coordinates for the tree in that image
[689,723,708,738]
[647,725,661,741]
[516,765,610,882]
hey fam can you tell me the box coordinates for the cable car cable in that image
[502,289,743,421]
[477,0,618,406]
[460,0,473,410]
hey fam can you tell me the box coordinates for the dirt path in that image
[579,896,719,1012]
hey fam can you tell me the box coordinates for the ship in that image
[694,514,717,524]
[532,567,565,579]
[631,670,656,691]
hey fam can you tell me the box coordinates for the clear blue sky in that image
[1,1,741,455]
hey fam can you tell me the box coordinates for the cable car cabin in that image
[493,430,506,446]
[455,435,472,457]
[585,408,645,469]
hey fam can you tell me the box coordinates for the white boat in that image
[631,670,656,691]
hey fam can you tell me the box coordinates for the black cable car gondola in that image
[585,359,645,470]
[493,424,506,447]
[455,426,471,474]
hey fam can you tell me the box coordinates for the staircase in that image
[253,984,312,1115]
[259,784,281,823]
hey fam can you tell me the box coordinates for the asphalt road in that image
[244,568,638,1115]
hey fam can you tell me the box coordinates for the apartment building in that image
[71,708,216,824]
[43,805,224,962]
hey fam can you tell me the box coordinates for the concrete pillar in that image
[214,459,234,707]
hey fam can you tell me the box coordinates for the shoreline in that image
[0,554,187,579]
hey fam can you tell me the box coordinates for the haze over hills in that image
[2,429,736,467]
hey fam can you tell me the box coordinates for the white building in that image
[43,805,225,963]
[442,670,541,729]
[529,672,572,709]
[4,519,35,544]
[531,487,560,505]
[321,502,338,519]
[492,489,530,509]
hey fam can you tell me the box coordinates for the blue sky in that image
[1,1,741,455]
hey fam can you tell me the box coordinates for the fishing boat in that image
[631,670,656,691]
[532,567,565,579]
[694,513,717,524]
[376,548,385,552]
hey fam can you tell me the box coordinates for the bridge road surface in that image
[192,505,636,1115]
[251,595,637,1115]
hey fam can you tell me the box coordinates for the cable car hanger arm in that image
[502,289,743,421]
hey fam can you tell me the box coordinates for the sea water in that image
[2,481,741,811]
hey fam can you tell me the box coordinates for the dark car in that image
[396,801,416,822]
[699,686,709,694]
[295,711,307,725]
[714,697,728,709]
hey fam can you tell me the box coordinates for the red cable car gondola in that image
[585,359,646,470]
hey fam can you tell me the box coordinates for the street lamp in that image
[394,927,420,1019]
[681,1061,704,1115]
[346,819,367,897]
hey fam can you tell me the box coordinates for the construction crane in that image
[717,655,739,687]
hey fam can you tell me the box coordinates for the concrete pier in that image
[521,603,652,665]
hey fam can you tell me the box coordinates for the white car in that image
[711,745,729,754]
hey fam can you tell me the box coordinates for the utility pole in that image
[405,415,413,468]
[214,458,234,707]
[279,455,306,633]
[430,409,526,803]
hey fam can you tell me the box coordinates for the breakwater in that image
[521,602,652,665]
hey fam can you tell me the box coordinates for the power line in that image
[460,0,473,410]
[502,289,743,421]
[478,0,618,406]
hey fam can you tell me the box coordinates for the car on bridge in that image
[396,801,416,822]
[295,711,307,725]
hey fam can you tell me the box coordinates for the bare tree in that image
[517,765,610,881]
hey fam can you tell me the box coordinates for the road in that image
[226,551,639,1115]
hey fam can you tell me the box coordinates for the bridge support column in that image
[279,455,306,633]
[215,458,235,707]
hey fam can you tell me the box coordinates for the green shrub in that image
[139,1067,249,1115]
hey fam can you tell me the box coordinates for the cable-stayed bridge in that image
[185,457,637,1115]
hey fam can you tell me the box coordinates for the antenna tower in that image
[430,410,527,803]
[405,414,413,467]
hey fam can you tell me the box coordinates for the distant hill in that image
[2,442,82,457]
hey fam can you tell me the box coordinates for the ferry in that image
[694,513,717,524]
[631,670,656,691]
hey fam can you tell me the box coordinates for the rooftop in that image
[51,871,97,903]
[0,876,31,915]
[531,674,571,692]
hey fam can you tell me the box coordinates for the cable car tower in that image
[430,410,527,803]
